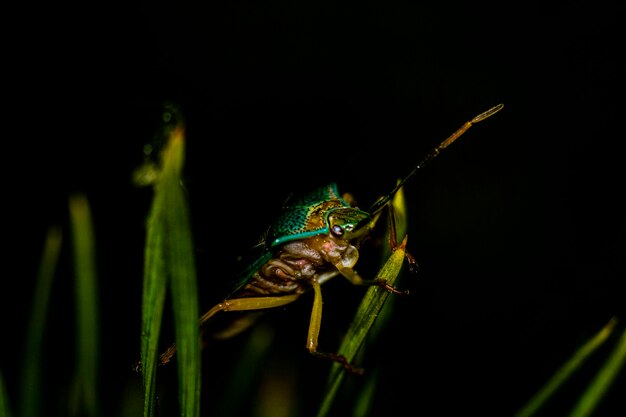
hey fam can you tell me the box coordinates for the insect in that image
[159,103,504,374]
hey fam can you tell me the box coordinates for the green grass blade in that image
[19,226,62,417]
[316,234,407,417]
[369,185,408,341]
[351,368,378,417]
[568,322,626,417]
[513,317,618,417]
[68,194,100,417]
[141,177,168,417]
[160,126,201,417]
[141,116,201,417]
[0,368,13,417]
[351,185,408,417]
[217,323,275,417]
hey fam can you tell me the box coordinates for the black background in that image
[3,1,624,417]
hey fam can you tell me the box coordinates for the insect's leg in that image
[307,279,365,376]
[334,261,408,296]
[200,294,301,324]
[368,190,417,272]
[158,294,302,365]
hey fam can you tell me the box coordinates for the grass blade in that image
[68,194,100,417]
[19,226,62,417]
[316,234,407,417]
[370,184,408,341]
[141,175,168,417]
[513,316,618,417]
[351,368,378,417]
[0,368,13,417]
[161,126,201,417]
[217,323,275,417]
[140,120,201,417]
[568,322,626,417]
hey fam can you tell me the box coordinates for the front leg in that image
[333,259,409,296]
[323,239,409,296]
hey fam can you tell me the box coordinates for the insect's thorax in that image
[269,198,349,246]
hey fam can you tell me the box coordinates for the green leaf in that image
[19,226,62,417]
[68,194,100,417]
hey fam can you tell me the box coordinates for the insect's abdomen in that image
[236,234,351,298]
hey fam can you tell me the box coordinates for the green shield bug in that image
[159,103,504,375]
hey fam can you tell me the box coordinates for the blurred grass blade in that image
[352,368,378,417]
[69,194,100,417]
[316,234,407,417]
[1,369,13,417]
[141,122,201,417]
[162,126,201,417]
[19,226,62,417]
[568,322,626,417]
[218,323,275,417]
[513,317,618,417]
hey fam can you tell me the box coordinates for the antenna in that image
[368,103,504,214]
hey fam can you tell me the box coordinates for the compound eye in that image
[331,224,344,236]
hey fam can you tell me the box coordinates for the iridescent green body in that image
[225,182,373,299]
[269,183,367,246]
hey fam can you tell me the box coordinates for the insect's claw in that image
[346,363,365,376]
[312,351,365,376]
[158,344,177,366]
[403,251,419,274]
[373,279,409,296]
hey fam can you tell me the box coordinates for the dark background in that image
[3,1,624,416]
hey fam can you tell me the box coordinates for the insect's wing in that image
[269,183,350,246]
[282,183,344,208]
[220,243,273,299]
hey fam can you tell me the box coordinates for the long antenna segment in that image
[368,103,504,214]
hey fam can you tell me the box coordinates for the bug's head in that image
[326,208,372,241]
